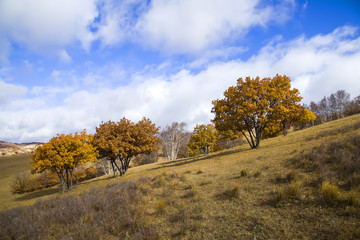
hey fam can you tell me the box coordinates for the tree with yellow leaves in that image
[93,117,159,177]
[188,124,217,156]
[31,131,98,192]
[212,75,305,149]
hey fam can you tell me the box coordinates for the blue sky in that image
[0,0,360,143]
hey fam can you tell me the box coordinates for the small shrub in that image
[10,172,59,194]
[321,181,342,205]
[240,170,247,177]
[10,173,31,194]
[196,170,204,174]
[221,185,240,199]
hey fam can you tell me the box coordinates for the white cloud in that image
[0,0,98,59]
[135,0,294,54]
[0,79,28,108]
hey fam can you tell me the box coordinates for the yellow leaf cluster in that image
[31,130,98,190]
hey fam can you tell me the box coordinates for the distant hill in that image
[0,141,39,157]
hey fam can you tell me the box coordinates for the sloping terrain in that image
[0,141,38,156]
[1,114,360,239]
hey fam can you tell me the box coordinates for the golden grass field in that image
[1,114,360,239]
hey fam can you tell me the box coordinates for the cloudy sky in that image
[0,0,360,143]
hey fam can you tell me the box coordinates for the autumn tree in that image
[93,117,159,177]
[188,124,217,156]
[31,131,98,192]
[212,75,303,149]
[159,122,190,161]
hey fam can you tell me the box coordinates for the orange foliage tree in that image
[31,131,98,191]
[212,75,304,149]
[188,124,218,156]
[93,117,159,177]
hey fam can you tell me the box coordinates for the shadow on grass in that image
[150,147,250,171]
[13,175,114,203]
[14,186,61,202]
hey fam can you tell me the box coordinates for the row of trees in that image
[308,90,360,124]
[32,118,159,191]
[32,74,357,191]
[160,75,317,156]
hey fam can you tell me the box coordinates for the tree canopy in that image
[212,75,304,149]
[188,123,217,156]
[31,131,98,191]
[93,117,159,177]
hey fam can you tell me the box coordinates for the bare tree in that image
[160,122,190,161]
[336,90,350,118]
[328,93,337,120]
[318,96,329,123]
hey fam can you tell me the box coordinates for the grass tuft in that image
[321,181,342,205]
[220,185,240,199]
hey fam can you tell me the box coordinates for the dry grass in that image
[1,114,360,239]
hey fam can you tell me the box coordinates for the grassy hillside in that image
[1,114,360,239]
[0,154,33,210]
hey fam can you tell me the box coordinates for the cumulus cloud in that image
[135,0,294,54]
[0,0,99,57]
[1,26,360,143]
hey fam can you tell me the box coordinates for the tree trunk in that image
[282,122,287,136]
[69,170,73,189]
[65,169,70,189]
[110,160,116,177]
[114,160,123,176]
[57,173,66,192]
